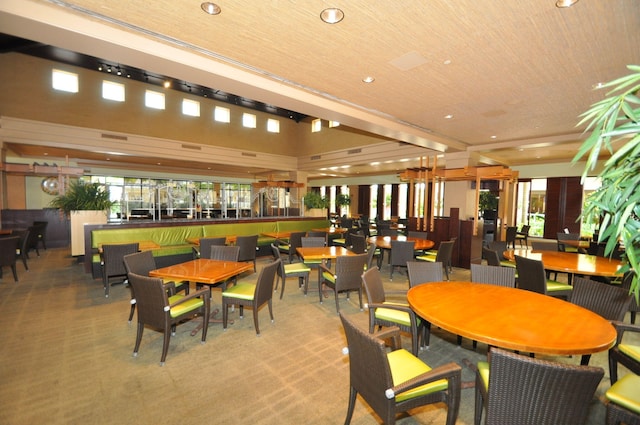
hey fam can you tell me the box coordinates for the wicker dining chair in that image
[475,347,604,425]
[32,220,48,251]
[608,321,640,385]
[127,272,210,366]
[515,224,530,248]
[514,254,572,300]
[13,228,31,271]
[389,240,415,280]
[350,233,367,254]
[487,240,517,268]
[102,243,139,298]
[407,261,444,288]
[123,250,188,323]
[271,243,310,298]
[470,263,516,288]
[236,234,258,272]
[221,258,280,336]
[605,373,640,425]
[505,226,517,249]
[339,312,461,425]
[362,266,424,355]
[0,235,20,282]
[319,253,368,313]
[278,231,305,263]
[416,239,455,280]
[194,237,226,259]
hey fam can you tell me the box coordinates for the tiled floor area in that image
[0,246,637,424]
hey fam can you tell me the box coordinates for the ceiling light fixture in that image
[201,2,221,15]
[362,76,375,83]
[320,8,344,24]
[555,0,579,7]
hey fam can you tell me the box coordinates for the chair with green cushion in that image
[0,236,20,282]
[271,243,310,298]
[514,254,573,300]
[557,232,583,253]
[416,240,455,280]
[339,312,461,425]
[222,259,280,336]
[349,233,366,254]
[236,234,258,272]
[620,271,639,324]
[123,250,188,323]
[605,373,640,425]
[13,228,31,271]
[102,242,139,298]
[475,347,604,425]
[505,226,517,249]
[515,224,530,248]
[407,261,443,288]
[471,263,516,288]
[319,253,368,313]
[365,241,379,270]
[487,240,517,268]
[193,237,226,259]
[127,272,210,366]
[609,321,640,385]
[278,231,305,263]
[362,266,424,355]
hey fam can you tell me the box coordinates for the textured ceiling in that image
[0,0,639,180]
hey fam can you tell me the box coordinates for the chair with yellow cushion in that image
[514,254,573,300]
[475,347,603,425]
[609,322,640,384]
[362,266,424,355]
[605,373,640,425]
[319,253,368,313]
[271,243,310,298]
[127,272,210,366]
[339,312,461,425]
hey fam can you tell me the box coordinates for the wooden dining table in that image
[504,248,623,278]
[368,235,435,251]
[407,281,616,356]
[296,246,357,284]
[150,258,254,335]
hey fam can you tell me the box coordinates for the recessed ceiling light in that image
[444,114,453,119]
[362,76,375,83]
[201,2,221,15]
[556,0,579,7]
[490,135,497,139]
[320,8,344,24]
[443,59,452,65]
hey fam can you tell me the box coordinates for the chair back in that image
[210,245,240,261]
[341,218,354,229]
[470,263,516,287]
[505,226,517,246]
[334,254,368,292]
[301,236,326,247]
[350,234,367,254]
[407,261,444,287]
[339,312,394,417]
[484,348,603,425]
[198,237,226,259]
[514,255,547,294]
[570,277,632,321]
[365,242,377,270]
[620,271,639,319]
[408,231,428,239]
[306,231,328,245]
[390,240,415,267]
[270,243,286,279]
[236,235,258,262]
[482,247,501,267]
[102,243,140,277]
[14,228,30,255]
[0,236,19,267]
[518,225,530,235]
[123,250,157,276]
[127,272,170,329]
[254,259,280,306]
[379,228,397,237]
[531,241,558,252]
[361,267,386,304]
[435,240,455,264]
[487,240,508,260]
[288,232,305,249]
[25,225,41,254]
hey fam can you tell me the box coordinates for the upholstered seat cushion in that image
[168,294,204,318]
[415,254,437,262]
[374,302,415,327]
[477,361,490,391]
[619,344,640,362]
[546,280,573,292]
[322,271,336,283]
[222,282,256,301]
[285,263,311,274]
[387,348,448,402]
[606,373,640,415]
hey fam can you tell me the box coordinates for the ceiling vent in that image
[101,133,127,141]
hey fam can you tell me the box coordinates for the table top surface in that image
[505,248,623,277]
[407,281,616,356]
[296,246,356,261]
[149,258,253,284]
[311,227,349,234]
[185,236,236,245]
[262,231,292,239]
[368,235,435,251]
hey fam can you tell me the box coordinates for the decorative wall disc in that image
[41,177,59,195]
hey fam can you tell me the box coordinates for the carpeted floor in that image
[0,246,636,424]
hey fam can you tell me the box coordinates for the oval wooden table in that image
[407,281,616,356]
[504,248,623,278]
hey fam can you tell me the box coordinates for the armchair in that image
[475,347,603,425]
[0,236,20,281]
[609,321,640,384]
[319,253,368,313]
[339,312,461,425]
[127,272,210,366]
[101,243,139,298]
[605,373,640,425]
[271,243,310,298]
[277,231,305,263]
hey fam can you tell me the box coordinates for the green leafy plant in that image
[303,190,329,209]
[573,64,640,300]
[336,193,351,207]
[479,191,498,213]
[50,180,115,215]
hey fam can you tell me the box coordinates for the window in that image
[266,118,280,133]
[182,99,200,117]
[311,118,322,133]
[145,90,165,110]
[242,113,256,128]
[329,120,340,128]
[102,80,125,102]
[52,69,78,93]
[214,106,230,123]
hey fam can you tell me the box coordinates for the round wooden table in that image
[407,281,616,356]
[368,235,435,251]
[504,248,623,278]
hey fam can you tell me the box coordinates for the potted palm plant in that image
[336,193,351,216]
[573,64,640,301]
[50,180,115,256]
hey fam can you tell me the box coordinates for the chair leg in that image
[357,289,363,311]
[253,308,261,336]
[279,275,286,300]
[334,291,340,314]
[11,264,18,282]
[160,327,171,366]
[344,387,358,425]
[609,352,619,385]
[128,300,136,323]
[133,322,144,357]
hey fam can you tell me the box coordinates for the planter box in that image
[71,210,107,256]
[305,208,327,218]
